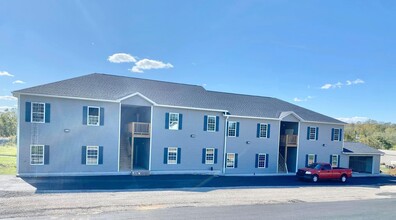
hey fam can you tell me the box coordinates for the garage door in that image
[349,156,373,173]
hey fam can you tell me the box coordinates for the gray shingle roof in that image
[343,142,384,155]
[13,73,344,124]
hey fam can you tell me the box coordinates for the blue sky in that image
[1,1,395,123]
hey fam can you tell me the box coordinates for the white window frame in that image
[169,113,179,130]
[167,147,178,164]
[205,148,215,164]
[259,123,268,138]
[226,153,235,168]
[207,115,216,132]
[258,153,267,168]
[309,127,317,140]
[228,121,237,137]
[331,154,339,167]
[87,106,100,126]
[30,145,44,165]
[86,146,99,165]
[308,154,315,165]
[333,128,341,141]
[31,102,45,123]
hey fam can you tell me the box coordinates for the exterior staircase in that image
[278,153,288,173]
[119,134,131,171]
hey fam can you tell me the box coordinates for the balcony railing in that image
[128,122,150,138]
[280,135,298,146]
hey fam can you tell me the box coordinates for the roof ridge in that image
[93,73,205,89]
[207,90,273,99]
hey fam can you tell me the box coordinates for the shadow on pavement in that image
[19,175,396,192]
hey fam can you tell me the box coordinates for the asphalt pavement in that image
[20,174,396,191]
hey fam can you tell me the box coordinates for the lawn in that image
[0,144,17,175]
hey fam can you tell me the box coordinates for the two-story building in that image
[13,73,371,176]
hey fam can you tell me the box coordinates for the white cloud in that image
[0,95,17,101]
[321,79,364,90]
[0,106,15,112]
[12,80,25,84]
[321,84,332,89]
[293,96,313,102]
[108,53,137,63]
[130,59,173,73]
[0,71,14,77]
[336,116,370,124]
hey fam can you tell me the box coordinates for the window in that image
[331,154,339,167]
[86,146,99,165]
[169,113,179,130]
[88,107,100,126]
[228,121,237,137]
[258,154,266,168]
[30,145,44,165]
[205,148,214,164]
[308,127,318,140]
[32,102,45,123]
[332,129,341,141]
[226,153,235,168]
[168,147,178,164]
[207,116,216,132]
[307,154,315,166]
[259,124,267,138]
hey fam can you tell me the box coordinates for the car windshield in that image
[306,163,321,169]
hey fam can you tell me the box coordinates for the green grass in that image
[0,144,17,175]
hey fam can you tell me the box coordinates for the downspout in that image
[222,112,229,175]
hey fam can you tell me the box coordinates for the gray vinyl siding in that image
[225,117,279,174]
[150,106,224,172]
[18,95,120,175]
[297,123,344,169]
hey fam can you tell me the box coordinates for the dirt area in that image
[1,183,396,218]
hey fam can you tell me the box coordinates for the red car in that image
[296,162,352,183]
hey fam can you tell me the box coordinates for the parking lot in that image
[1,174,396,218]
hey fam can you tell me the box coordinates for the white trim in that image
[223,115,229,174]
[227,121,237,137]
[117,103,121,172]
[30,145,44,165]
[258,123,268,138]
[228,115,280,121]
[117,92,157,105]
[331,154,339,167]
[307,154,315,165]
[87,106,100,126]
[206,115,217,132]
[226,153,235,168]
[86,146,99,165]
[276,121,281,173]
[168,112,180,130]
[279,111,304,122]
[308,127,317,140]
[167,147,178,164]
[205,148,215,165]
[16,95,20,174]
[13,92,118,103]
[342,152,384,155]
[295,122,300,171]
[31,102,45,123]
[156,104,227,113]
[332,128,341,141]
[257,153,267,168]
[149,106,153,171]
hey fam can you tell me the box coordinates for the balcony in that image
[280,135,298,147]
[128,122,151,138]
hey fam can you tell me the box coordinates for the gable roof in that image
[343,142,384,155]
[13,73,345,124]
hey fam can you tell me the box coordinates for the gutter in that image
[222,112,230,174]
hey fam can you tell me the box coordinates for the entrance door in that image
[286,147,297,173]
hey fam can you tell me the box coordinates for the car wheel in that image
[340,175,347,183]
[312,175,319,183]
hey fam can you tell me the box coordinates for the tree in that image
[0,109,17,137]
